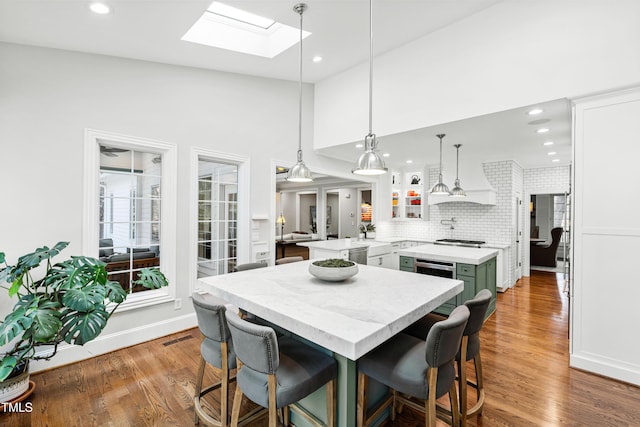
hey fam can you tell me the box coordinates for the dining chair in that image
[404,289,492,426]
[191,293,261,427]
[233,262,267,272]
[224,311,337,427]
[357,305,470,427]
[275,256,304,265]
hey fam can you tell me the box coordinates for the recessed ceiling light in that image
[406,160,413,164]
[90,3,110,14]
[382,153,390,157]
[312,56,323,63]
[537,128,550,133]
[543,141,554,146]
[355,143,364,148]
[552,159,560,162]
[528,108,543,115]
[547,151,557,155]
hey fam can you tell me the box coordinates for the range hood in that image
[427,159,496,205]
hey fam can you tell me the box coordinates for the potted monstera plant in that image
[0,242,168,402]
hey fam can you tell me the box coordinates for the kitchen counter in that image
[297,239,392,257]
[398,243,498,265]
[374,236,510,250]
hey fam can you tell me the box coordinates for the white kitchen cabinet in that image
[367,253,393,269]
[389,243,400,270]
[390,170,427,221]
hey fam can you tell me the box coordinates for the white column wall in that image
[572,87,640,385]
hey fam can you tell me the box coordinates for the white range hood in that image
[427,159,496,205]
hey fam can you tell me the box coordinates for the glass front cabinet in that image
[391,170,427,221]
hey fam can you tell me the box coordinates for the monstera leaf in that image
[104,280,127,304]
[45,256,106,291]
[59,305,109,346]
[0,295,38,346]
[8,242,69,283]
[30,300,63,343]
[0,356,18,382]
[133,267,168,290]
[61,285,107,312]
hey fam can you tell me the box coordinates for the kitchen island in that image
[198,260,462,427]
[399,243,498,317]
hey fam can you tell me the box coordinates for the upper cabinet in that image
[391,170,427,220]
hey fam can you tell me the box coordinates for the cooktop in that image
[434,239,486,248]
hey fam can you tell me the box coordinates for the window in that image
[197,160,238,277]
[190,148,249,292]
[99,148,162,294]
[84,129,176,310]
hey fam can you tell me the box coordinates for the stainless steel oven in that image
[414,259,456,279]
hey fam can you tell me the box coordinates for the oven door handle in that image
[415,262,456,272]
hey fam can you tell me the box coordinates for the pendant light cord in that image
[368,0,373,136]
[297,6,304,161]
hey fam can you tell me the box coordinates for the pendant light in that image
[287,3,313,182]
[430,134,451,195]
[450,144,467,197]
[352,0,387,176]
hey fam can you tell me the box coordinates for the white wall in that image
[315,0,640,149]
[0,42,351,372]
[572,87,640,386]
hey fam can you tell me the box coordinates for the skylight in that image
[182,1,311,58]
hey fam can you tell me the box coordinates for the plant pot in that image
[0,363,30,403]
[309,261,358,282]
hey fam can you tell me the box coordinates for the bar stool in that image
[233,262,267,272]
[225,311,337,427]
[275,256,304,265]
[405,289,492,425]
[357,305,470,427]
[192,294,262,427]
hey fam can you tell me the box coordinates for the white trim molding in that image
[189,147,250,295]
[83,128,178,311]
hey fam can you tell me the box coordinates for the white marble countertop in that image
[198,261,462,360]
[398,243,499,265]
[374,237,510,250]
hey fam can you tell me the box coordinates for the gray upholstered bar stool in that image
[192,294,261,427]
[404,289,492,426]
[357,305,470,427]
[225,311,338,427]
[275,256,304,265]
[233,262,267,272]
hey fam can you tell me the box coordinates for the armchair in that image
[530,227,563,267]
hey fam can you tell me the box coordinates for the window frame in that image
[190,147,250,294]
[83,129,177,311]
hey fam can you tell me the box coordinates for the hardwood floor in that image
[4,271,640,426]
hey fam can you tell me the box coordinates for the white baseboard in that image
[570,353,640,387]
[29,313,197,374]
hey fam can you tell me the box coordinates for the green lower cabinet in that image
[399,255,414,272]
[433,258,496,319]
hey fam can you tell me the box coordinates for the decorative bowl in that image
[309,259,358,282]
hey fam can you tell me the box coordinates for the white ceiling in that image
[0,0,572,170]
[0,0,502,83]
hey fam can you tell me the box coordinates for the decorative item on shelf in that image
[0,242,169,402]
[287,3,313,182]
[411,175,421,185]
[450,144,467,197]
[430,134,451,195]
[352,0,387,176]
[360,203,372,221]
[308,259,358,282]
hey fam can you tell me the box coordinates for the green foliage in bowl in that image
[312,259,355,268]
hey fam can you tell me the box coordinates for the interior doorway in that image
[529,193,570,274]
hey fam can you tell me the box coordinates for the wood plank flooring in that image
[3,271,640,426]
